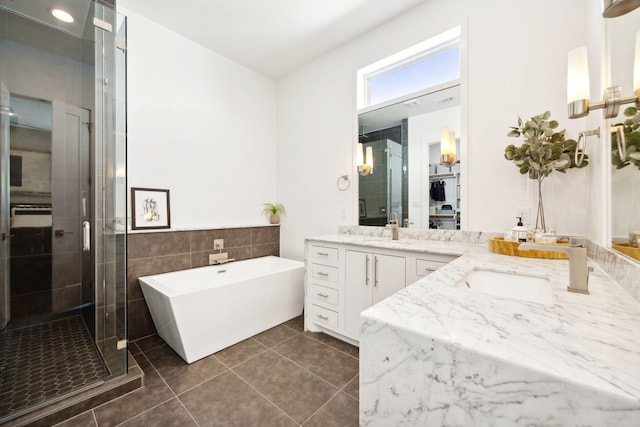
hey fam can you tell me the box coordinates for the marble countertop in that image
[306,234,486,256]
[314,234,640,404]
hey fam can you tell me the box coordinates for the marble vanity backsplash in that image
[589,241,640,303]
[338,225,501,243]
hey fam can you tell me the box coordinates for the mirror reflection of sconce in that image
[602,0,640,18]
[357,143,374,176]
[440,126,456,166]
[575,127,601,166]
[567,32,640,120]
[611,125,628,162]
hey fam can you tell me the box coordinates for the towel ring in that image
[336,175,350,191]
[611,125,627,162]
[575,127,600,166]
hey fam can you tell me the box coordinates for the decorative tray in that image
[488,237,569,259]
[612,242,640,262]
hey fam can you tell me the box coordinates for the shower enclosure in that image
[0,0,127,422]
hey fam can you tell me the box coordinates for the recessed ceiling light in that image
[52,9,74,23]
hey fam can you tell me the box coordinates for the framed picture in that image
[359,199,367,218]
[131,187,171,230]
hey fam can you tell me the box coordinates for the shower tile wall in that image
[127,226,280,340]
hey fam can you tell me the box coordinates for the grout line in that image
[303,332,360,361]
[230,366,301,426]
[300,388,343,426]
[115,349,203,427]
[269,345,344,392]
[171,363,230,397]
[130,337,166,354]
[112,397,175,427]
[91,409,98,426]
[341,374,359,400]
[176,396,201,427]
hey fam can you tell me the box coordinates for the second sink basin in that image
[459,268,553,305]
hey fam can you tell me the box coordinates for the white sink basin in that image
[459,268,553,305]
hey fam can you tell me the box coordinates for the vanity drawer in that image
[311,304,339,329]
[416,259,449,276]
[310,284,339,306]
[309,245,339,263]
[311,263,339,283]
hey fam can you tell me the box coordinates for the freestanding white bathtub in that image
[138,256,304,363]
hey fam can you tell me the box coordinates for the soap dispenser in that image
[512,217,527,242]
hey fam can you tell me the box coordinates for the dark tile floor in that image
[0,316,106,423]
[53,316,360,426]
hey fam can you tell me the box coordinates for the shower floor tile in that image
[0,316,106,422]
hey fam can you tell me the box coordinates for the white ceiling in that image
[119,0,426,79]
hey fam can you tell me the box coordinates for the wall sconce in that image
[440,126,456,166]
[567,33,640,119]
[602,0,640,18]
[357,143,374,175]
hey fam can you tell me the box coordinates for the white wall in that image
[277,0,594,260]
[120,7,278,229]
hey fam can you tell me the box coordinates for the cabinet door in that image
[345,250,371,338]
[372,254,406,305]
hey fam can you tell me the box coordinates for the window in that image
[357,27,461,110]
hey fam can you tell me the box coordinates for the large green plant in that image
[612,106,640,170]
[504,111,588,231]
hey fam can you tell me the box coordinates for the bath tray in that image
[488,237,569,259]
[612,242,640,262]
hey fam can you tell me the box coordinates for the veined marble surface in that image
[589,241,640,304]
[306,233,487,257]
[359,242,640,426]
[338,225,501,243]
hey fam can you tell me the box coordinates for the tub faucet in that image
[518,236,592,294]
[387,213,399,240]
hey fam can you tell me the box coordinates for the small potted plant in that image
[262,203,286,224]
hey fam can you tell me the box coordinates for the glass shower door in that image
[0,1,127,422]
[0,82,9,330]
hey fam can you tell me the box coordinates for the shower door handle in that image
[82,221,90,251]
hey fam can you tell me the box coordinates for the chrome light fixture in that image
[602,0,640,18]
[567,33,640,119]
[440,126,456,166]
[357,143,374,176]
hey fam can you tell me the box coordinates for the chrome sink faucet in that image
[518,236,592,294]
[387,213,399,240]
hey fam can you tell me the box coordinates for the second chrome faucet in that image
[518,236,592,294]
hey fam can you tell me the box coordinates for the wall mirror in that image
[357,82,460,229]
[607,7,640,263]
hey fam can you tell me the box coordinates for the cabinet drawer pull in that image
[317,252,329,256]
[365,255,370,285]
[317,293,329,298]
[317,272,329,277]
[374,256,379,287]
[317,314,329,320]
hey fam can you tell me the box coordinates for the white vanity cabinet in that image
[406,252,458,284]
[307,244,342,331]
[305,238,458,344]
[344,250,406,338]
